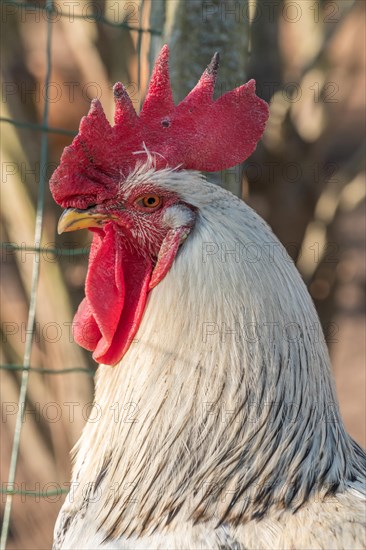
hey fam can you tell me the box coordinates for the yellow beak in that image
[57,207,117,235]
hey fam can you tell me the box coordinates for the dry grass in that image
[0,1,364,548]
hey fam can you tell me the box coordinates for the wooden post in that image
[149,0,250,196]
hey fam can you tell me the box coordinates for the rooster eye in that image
[136,194,162,210]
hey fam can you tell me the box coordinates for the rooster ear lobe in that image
[140,44,175,119]
[180,52,220,107]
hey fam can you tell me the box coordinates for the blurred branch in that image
[300,0,358,78]
[297,141,365,282]
[3,0,162,34]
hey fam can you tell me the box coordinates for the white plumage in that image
[54,164,366,549]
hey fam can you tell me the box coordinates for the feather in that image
[54,165,366,549]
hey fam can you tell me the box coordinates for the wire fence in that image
[0,1,160,547]
[1,1,365,548]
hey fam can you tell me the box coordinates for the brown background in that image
[1,1,365,548]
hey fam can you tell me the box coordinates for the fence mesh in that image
[0,1,161,547]
[1,1,365,548]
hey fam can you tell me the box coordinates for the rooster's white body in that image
[54,166,366,549]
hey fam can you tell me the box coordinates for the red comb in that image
[50,45,269,207]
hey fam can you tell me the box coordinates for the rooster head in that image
[50,45,269,366]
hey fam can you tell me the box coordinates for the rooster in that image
[50,46,366,549]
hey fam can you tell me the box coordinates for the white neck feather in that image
[69,172,364,540]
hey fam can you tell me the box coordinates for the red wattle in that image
[73,299,101,351]
[73,224,152,366]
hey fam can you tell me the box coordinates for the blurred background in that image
[1,0,365,548]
